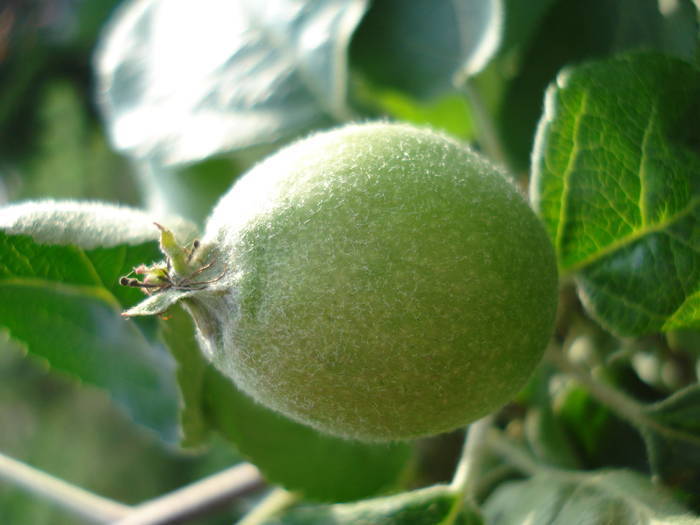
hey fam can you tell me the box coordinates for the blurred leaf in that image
[658,0,700,63]
[647,384,700,434]
[168,308,412,502]
[262,485,482,525]
[483,469,700,524]
[556,383,647,471]
[523,365,581,469]
[358,87,475,140]
[95,0,367,166]
[643,428,700,504]
[141,157,244,226]
[496,0,699,171]
[530,52,700,336]
[667,329,700,357]
[642,385,700,498]
[498,0,557,54]
[132,150,263,227]
[350,0,503,99]
[0,200,197,441]
[0,200,196,249]
[160,305,211,446]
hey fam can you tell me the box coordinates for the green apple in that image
[182,122,558,442]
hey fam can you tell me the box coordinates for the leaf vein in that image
[555,91,589,260]
[637,104,657,227]
[565,196,700,274]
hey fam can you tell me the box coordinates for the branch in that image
[115,462,264,525]
[484,428,544,477]
[0,451,130,523]
[548,347,700,447]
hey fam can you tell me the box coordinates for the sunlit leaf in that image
[483,469,700,524]
[531,52,700,336]
[263,485,482,525]
[95,0,368,166]
[497,0,699,171]
[0,200,197,441]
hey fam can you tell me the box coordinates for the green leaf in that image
[0,200,197,441]
[95,0,368,166]
[263,485,482,525]
[483,469,700,524]
[0,200,197,248]
[647,384,700,434]
[359,87,475,141]
[499,0,557,54]
[658,0,700,62]
[522,365,582,470]
[496,0,699,171]
[642,429,700,504]
[531,52,700,336]
[556,383,647,471]
[642,385,700,498]
[350,0,503,99]
[168,307,412,502]
[160,305,211,447]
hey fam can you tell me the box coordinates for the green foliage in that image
[0,202,197,441]
[483,470,700,524]
[531,53,700,336]
[493,0,699,171]
[351,0,503,98]
[1,0,700,523]
[95,0,368,166]
[642,385,700,494]
[263,486,481,525]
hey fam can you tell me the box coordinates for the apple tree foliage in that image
[0,0,699,523]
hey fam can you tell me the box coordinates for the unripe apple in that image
[183,122,558,442]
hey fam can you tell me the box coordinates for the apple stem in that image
[450,415,493,505]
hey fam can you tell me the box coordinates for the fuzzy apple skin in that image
[189,122,558,442]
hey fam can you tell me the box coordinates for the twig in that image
[236,488,299,525]
[484,428,544,477]
[450,415,493,505]
[0,450,130,523]
[548,347,700,447]
[114,462,264,525]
